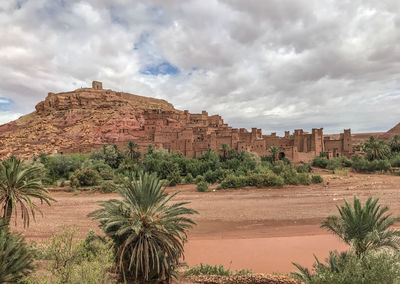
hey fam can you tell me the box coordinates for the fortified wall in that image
[0,81,353,162]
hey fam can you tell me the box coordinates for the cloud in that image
[0,0,400,134]
[0,111,22,125]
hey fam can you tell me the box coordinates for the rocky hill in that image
[0,81,178,158]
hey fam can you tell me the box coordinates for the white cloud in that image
[0,0,399,134]
[0,111,22,125]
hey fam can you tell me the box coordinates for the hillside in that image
[0,81,178,158]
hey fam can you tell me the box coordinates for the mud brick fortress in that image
[2,81,397,163]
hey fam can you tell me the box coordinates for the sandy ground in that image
[12,170,400,274]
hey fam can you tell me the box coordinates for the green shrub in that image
[220,174,246,189]
[271,162,285,175]
[311,175,323,184]
[334,168,348,176]
[25,228,115,284]
[99,181,119,193]
[326,159,341,171]
[337,156,352,167]
[282,169,299,185]
[390,155,400,167]
[185,263,252,277]
[312,157,329,168]
[292,251,400,284]
[195,175,205,183]
[167,169,181,186]
[69,168,101,187]
[184,173,194,183]
[0,220,33,283]
[297,173,311,185]
[296,163,312,173]
[197,181,209,192]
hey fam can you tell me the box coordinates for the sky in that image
[1,0,400,135]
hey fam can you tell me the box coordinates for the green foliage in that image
[311,175,323,184]
[0,156,54,227]
[167,168,181,186]
[326,159,341,171]
[46,155,83,179]
[321,196,400,257]
[24,228,115,284]
[268,146,280,162]
[295,163,312,173]
[297,173,311,185]
[312,157,329,168]
[390,154,400,167]
[292,251,400,284]
[100,181,119,193]
[185,263,252,277]
[184,173,194,183]
[282,169,299,185]
[195,175,205,183]
[90,145,124,169]
[197,181,209,192]
[363,136,392,161]
[219,172,284,189]
[89,172,198,282]
[69,168,101,188]
[0,220,33,282]
[351,157,391,172]
[91,162,114,180]
[389,135,400,153]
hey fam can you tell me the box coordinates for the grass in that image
[184,263,252,277]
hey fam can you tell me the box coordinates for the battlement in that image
[92,81,103,90]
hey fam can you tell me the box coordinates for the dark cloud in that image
[0,0,399,133]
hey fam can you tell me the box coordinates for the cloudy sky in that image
[1,0,400,134]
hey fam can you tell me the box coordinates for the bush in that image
[311,175,323,184]
[282,169,299,185]
[99,181,119,193]
[195,175,205,183]
[197,181,209,192]
[297,173,311,185]
[167,169,181,186]
[69,168,101,188]
[185,263,251,277]
[25,228,115,284]
[390,154,400,167]
[326,159,341,171]
[296,163,312,173]
[184,173,194,183]
[312,157,329,168]
[292,251,400,284]
[0,221,33,283]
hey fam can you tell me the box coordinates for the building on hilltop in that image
[0,81,353,162]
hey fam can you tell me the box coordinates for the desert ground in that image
[12,169,400,274]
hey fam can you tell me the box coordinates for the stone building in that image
[0,81,353,162]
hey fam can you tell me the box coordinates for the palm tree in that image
[219,144,231,161]
[389,135,400,153]
[126,140,140,161]
[89,172,198,283]
[363,136,391,160]
[0,156,54,227]
[321,196,400,257]
[0,219,33,282]
[268,146,280,162]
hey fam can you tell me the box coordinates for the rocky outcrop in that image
[0,83,179,158]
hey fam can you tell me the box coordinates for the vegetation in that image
[184,263,252,277]
[89,172,198,283]
[292,196,400,283]
[321,196,400,257]
[23,228,115,284]
[0,156,54,227]
[0,219,33,283]
[197,181,209,192]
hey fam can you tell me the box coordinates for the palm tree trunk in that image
[3,199,12,224]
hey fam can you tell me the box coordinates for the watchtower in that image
[92,81,103,90]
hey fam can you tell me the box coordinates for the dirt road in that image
[12,171,400,273]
